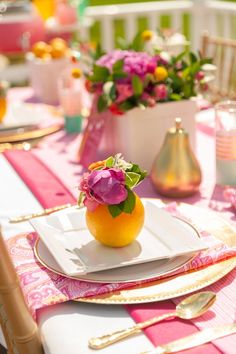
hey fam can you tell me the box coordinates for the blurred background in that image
[1,0,236,87]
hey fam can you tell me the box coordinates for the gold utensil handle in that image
[88,312,174,349]
[9,203,73,223]
[140,323,236,354]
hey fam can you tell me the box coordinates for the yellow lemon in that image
[141,30,153,41]
[154,67,168,82]
[86,194,145,247]
[0,97,7,123]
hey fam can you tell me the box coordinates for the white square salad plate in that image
[30,200,207,279]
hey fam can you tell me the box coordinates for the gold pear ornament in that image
[151,117,202,197]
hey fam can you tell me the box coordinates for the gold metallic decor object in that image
[151,117,202,197]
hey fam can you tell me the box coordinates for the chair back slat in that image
[0,228,44,354]
[201,32,236,102]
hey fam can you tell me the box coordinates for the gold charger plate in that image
[75,201,236,304]
[0,124,62,143]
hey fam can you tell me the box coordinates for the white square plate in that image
[30,201,207,277]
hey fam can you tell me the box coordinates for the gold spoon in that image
[88,291,216,350]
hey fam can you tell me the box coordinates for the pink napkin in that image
[4,149,234,353]
[4,150,75,208]
[126,301,221,353]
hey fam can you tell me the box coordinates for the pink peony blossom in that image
[79,168,128,211]
[96,50,157,78]
[154,84,168,100]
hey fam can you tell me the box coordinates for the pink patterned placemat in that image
[6,215,236,319]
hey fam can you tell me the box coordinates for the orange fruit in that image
[32,41,52,58]
[50,38,67,48]
[50,38,68,59]
[86,194,145,247]
[0,97,7,123]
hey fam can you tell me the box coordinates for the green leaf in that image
[170,93,182,101]
[200,57,213,65]
[112,59,124,73]
[119,100,135,112]
[182,67,191,79]
[105,156,115,168]
[121,189,136,214]
[130,31,144,51]
[183,83,193,98]
[112,72,127,80]
[132,75,143,96]
[108,204,123,218]
[116,37,128,50]
[168,73,183,92]
[190,62,200,76]
[93,43,105,60]
[189,52,198,64]
[125,172,141,189]
[128,163,147,183]
[97,95,108,112]
[90,65,110,83]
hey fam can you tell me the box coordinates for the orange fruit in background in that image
[50,38,67,48]
[0,97,7,123]
[86,194,145,247]
[32,41,52,58]
[50,38,68,59]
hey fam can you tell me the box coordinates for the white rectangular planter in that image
[100,100,197,172]
[27,53,69,104]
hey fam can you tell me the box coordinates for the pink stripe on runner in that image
[4,149,222,353]
[4,150,76,208]
[126,302,221,354]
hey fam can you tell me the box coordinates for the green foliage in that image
[132,75,143,96]
[108,189,136,218]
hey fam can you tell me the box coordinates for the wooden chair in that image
[201,31,236,103]
[0,226,44,354]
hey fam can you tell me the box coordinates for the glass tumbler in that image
[215,101,236,186]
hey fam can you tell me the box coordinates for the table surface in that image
[0,99,236,354]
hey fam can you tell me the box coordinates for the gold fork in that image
[9,203,74,223]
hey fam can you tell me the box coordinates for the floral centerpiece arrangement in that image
[78,153,146,247]
[84,30,212,115]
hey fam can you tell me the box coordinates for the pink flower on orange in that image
[79,168,128,211]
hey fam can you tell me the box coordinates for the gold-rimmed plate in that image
[0,124,62,143]
[0,103,63,143]
[33,201,202,283]
[75,201,236,304]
